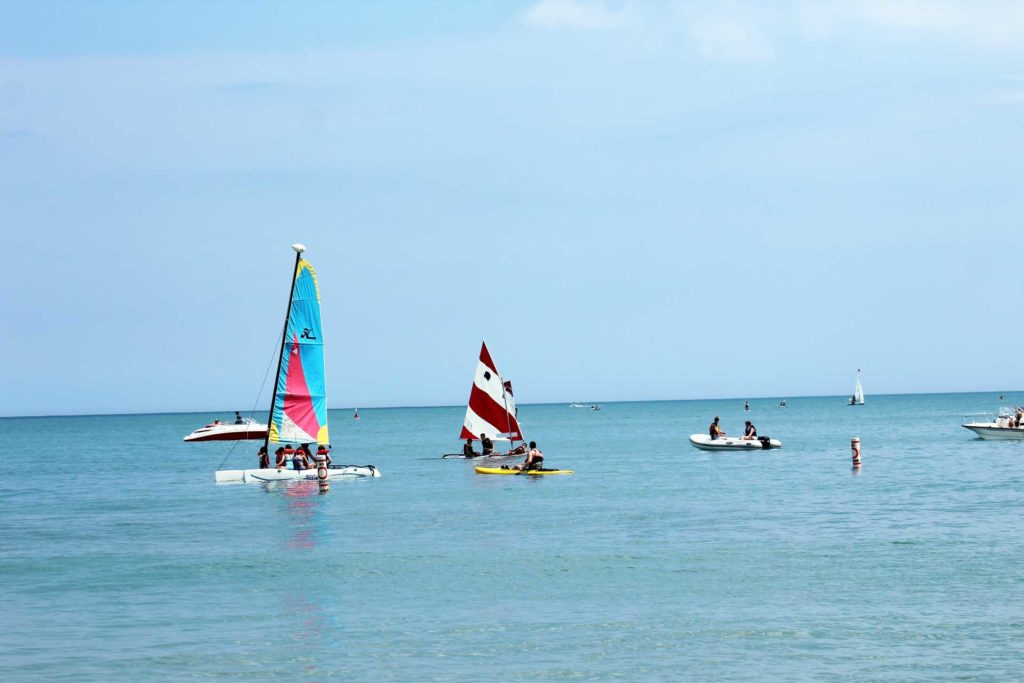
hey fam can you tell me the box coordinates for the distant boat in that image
[570,403,586,408]
[214,245,379,483]
[778,400,787,408]
[848,370,865,406]
[442,341,525,459]
[354,409,360,420]
[589,405,601,411]
[184,416,267,443]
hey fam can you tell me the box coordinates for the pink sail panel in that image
[281,335,322,442]
[460,341,522,441]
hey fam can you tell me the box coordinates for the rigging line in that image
[248,334,283,421]
[216,438,242,471]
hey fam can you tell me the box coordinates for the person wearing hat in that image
[741,420,757,441]
[709,417,725,440]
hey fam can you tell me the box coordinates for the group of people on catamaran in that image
[256,443,332,470]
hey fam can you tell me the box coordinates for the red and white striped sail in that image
[460,342,523,442]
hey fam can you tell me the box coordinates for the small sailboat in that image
[848,370,865,406]
[215,245,380,483]
[353,409,360,420]
[442,341,525,459]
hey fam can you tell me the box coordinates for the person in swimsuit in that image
[505,443,527,456]
[480,433,494,456]
[463,438,479,458]
[741,421,757,440]
[292,446,309,471]
[709,417,725,439]
[257,445,270,468]
[514,442,544,471]
[274,447,287,468]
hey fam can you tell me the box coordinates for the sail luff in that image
[263,248,304,454]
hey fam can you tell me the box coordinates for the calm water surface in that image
[2,393,1023,681]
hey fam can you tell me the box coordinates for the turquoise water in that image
[2,392,1023,681]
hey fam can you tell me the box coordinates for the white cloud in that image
[856,0,1024,49]
[687,16,774,63]
[520,0,636,31]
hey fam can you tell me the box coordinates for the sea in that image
[2,392,1023,681]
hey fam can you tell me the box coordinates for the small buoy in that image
[315,452,329,491]
[851,437,861,468]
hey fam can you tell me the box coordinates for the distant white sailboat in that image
[848,370,865,406]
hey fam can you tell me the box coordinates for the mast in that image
[263,243,306,453]
[501,376,515,442]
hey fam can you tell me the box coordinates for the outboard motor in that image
[759,436,772,449]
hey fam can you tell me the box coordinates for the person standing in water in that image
[744,401,749,411]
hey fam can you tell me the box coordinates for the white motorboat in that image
[184,417,267,442]
[689,434,782,451]
[215,464,380,484]
[962,410,1024,440]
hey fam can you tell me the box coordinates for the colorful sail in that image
[269,259,330,445]
[460,342,522,441]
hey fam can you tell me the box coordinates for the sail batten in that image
[269,259,330,445]
[461,342,522,441]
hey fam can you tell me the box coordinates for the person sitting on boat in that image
[741,421,757,440]
[274,447,287,469]
[234,411,244,424]
[513,442,544,471]
[480,433,494,456]
[257,445,270,469]
[709,417,725,439]
[283,444,295,462]
[505,442,527,456]
[213,419,222,426]
[291,446,309,471]
[462,438,479,458]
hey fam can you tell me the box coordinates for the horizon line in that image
[1,388,1019,420]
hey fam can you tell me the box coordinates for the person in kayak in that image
[274,447,287,468]
[462,438,479,458]
[709,417,725,439]
[480,433,494,456]
[517,442,544,471]
[257,445,270,469]
[741,421,757,440]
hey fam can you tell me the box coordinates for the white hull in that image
[215,465,381,483]
[185,421,268,442]
[689,434,782,451]
[962,424,1024,440]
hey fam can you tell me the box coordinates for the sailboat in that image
[848,370,865,406]
[215,244,380,483]
[353,409,360,420]
[442,341,525,459]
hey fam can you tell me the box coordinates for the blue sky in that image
[2,0,1023,416]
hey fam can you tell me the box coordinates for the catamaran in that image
[215,244,380,483]
[442,341,525,459]
[849,370,865,406]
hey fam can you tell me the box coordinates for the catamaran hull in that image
[962,424,1024,440]
[215,465,380,483]
[689,434,782,451]
[184,424,269,442]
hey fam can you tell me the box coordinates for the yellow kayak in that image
[474,466,574,476]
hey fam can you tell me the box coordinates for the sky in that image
[2,0,1023,416]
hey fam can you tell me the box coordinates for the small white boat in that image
[184,418,267,442]
[689,434,782,451]
[215,465,380,484]
[962,410,1024,440]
